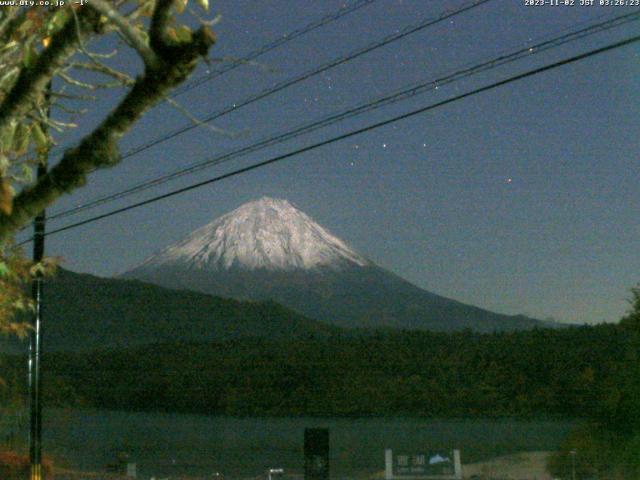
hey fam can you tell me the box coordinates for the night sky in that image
[27,0,640,325]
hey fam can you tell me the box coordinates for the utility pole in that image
[29,82,50,480]
[29,171,45,480]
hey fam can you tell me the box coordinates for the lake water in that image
[37,409,574,478]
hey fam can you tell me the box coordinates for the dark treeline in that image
[1,323,636,423]
[2,321,639,476]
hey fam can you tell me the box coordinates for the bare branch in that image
[69,9,132,89]
[70,7,114,72]
[186,8,221,27]
[49,91,97,102]
[70,62,134,85]
[58,71,124,91]
[51,103,88,115]
[163,95,236,137]
[0,7,101,133]
[89,0,159,68]
[58,72,98,90]
[84,49,119,59]
[214,56,276,73]
[48,119,78,131]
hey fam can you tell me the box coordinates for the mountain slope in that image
[2,268,340,353]
[123,197,555,332]
[133,196,369,272]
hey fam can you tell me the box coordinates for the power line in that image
[19,33,639,244]
[50,0,489,162]
[171,0,378,97]
[42,0,493,222]
[46,0,378,159]
[45,10,640,223]
[112,0,494,160]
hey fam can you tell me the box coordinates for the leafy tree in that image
[547,286,640,478]
[620,285,640,330]
[0,0,216,333]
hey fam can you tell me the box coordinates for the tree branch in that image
[0,4,216,241]
[0,7,101,133]
[150,0,177,56]
[89,0,159,68]
[0,7,27,46]
[71,62,134,85]
[163,94,232,137]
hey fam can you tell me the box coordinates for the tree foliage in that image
[620,285,640,330]
[0,0,216,333]
[0,243,58,338]
[548,288,640,478]
[1,324,628,418]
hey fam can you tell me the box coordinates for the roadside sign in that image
[385,449,461,480]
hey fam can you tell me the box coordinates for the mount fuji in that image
[122,197,552,332]
[133,196,370,272]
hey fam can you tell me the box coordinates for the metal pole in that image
[29,83,50,480]
[29,202,45,480]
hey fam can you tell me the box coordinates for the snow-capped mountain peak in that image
[134,197,369,272]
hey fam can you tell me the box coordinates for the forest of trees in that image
[0,323,635,421]
[546,289,640,478]
[2,296,639,477]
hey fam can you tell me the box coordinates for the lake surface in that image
[37,409,574,478]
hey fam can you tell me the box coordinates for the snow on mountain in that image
[134,197,370,272]
[122,197,555,332]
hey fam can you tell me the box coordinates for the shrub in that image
[547,425,640,479]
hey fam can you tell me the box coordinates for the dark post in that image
[304,428,329,480]
[29,83,49,480]
[28,165,45,480]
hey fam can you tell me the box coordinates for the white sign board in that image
[385,449,461,480]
